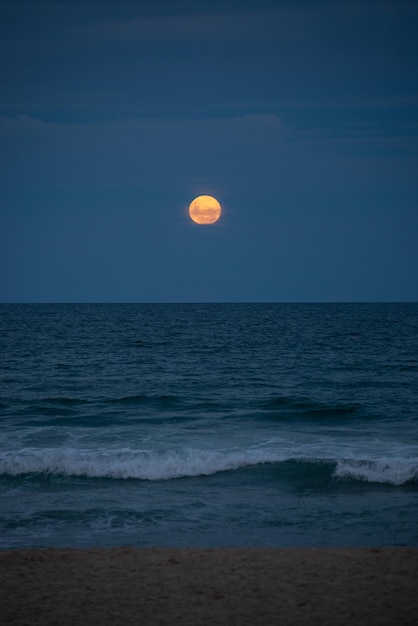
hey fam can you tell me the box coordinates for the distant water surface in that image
[0,303,417,548]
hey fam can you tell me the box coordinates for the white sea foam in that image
[1,447,417,484]
[334,458,418,485]
[0,447,285,481]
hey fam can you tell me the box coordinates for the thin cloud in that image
[75,1,418,44]
[76,7,316,43]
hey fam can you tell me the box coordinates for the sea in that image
[1,303,417,550]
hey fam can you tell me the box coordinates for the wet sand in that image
[1,547,417,625]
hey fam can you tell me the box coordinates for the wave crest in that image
[1,448,417,485]
[334,458,418,485]
[0,447,282,481]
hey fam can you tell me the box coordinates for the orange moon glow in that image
[188,195,222,225]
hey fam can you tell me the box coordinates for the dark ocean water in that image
[1,303,417,549]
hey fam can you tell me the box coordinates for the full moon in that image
[188,195,222,225]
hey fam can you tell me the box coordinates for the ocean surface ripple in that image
[1,303,417,548]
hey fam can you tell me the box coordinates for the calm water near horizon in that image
[1,303,417,549]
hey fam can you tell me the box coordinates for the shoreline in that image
[1,547,418,625]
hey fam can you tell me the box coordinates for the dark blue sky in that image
[1,0,417,302]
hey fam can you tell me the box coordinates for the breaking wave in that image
[0,447,417,485]
[334,458,418,486]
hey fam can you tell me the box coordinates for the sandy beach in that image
[1,547,417,625]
